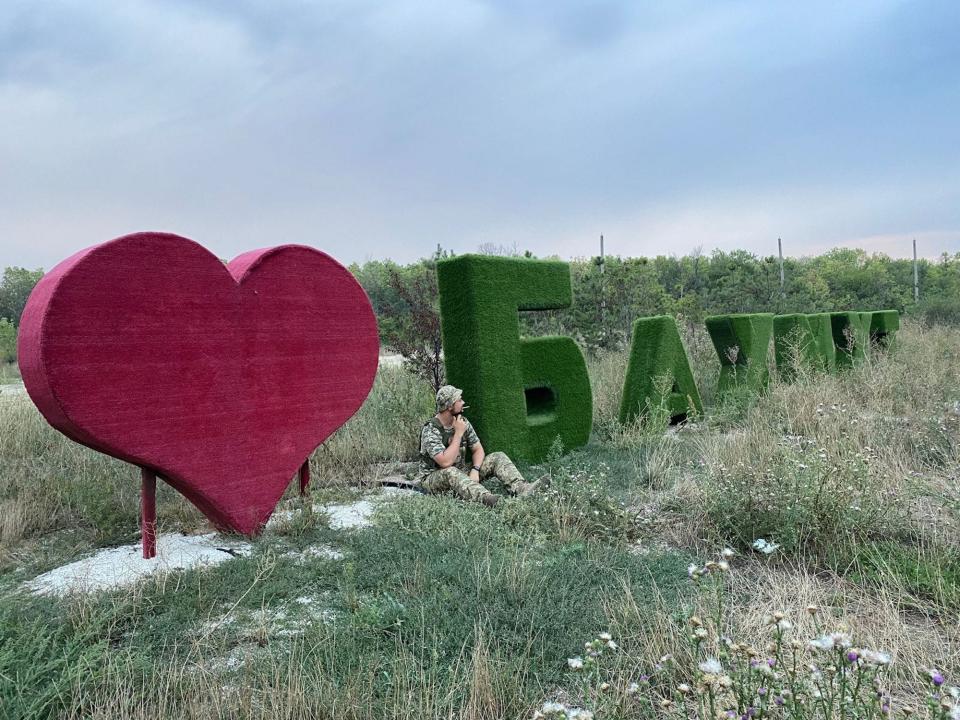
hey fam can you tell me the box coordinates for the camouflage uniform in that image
[418,385,529,503]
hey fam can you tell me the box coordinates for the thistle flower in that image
[809,635,834,651]
[567,657,584,670]
[721,548,735,559]
[700,658,724,675]
[929,668,946,687]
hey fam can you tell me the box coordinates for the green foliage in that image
[0,318,15,363]
[437,254,592,463]
[355,248,960,355]
[830,311,871,368]
[0,266,43,327]
[842,540,960,610]
[704,313,774,397]
[703,436,904,554]
[913,296,960,327]
[618,315,702,425]
[772,314,819,381]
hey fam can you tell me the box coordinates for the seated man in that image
[418,385,545,507]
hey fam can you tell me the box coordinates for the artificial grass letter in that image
[869,310,900,348]
[773,314,821,381]
[437,255,592,463]
[805,313,837,371]
[619,315,702,425]
[830,312,871,368]
[705,313,774,396]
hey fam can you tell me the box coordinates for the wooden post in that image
[141,467,157,559]
[299,459,310,496]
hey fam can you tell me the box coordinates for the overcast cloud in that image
[1,0,958,269]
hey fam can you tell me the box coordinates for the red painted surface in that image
[141,468,157,559]
[18,232,379,535]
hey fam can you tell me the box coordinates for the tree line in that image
[350,246,960,388]
[3,247,960,371]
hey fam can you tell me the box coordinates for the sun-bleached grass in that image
[3,320,960,718]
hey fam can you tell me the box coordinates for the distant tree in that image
[381,262,444,390]
[0,318,15,362]
[0,267,44,327]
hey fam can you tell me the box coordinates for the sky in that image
[1,0,959,270]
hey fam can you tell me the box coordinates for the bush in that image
[0,318,15,363]
[913,297,960,327]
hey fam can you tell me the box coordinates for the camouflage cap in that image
[436,384,463,412]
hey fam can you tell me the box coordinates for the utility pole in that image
[913,238,920,302]
[777,237,785,301]
[599,234,606,338]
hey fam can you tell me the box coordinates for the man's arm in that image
[469,442,485,483]
[431,416,468,468]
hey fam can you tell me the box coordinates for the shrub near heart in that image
[17,232,379,536]
[437,254,592,463]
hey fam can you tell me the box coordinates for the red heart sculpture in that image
[18,232,379,535]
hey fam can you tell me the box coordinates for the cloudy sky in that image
[1,0,958,270]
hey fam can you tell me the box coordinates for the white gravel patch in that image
[0,382,26,396]
[26,533,252,596]
[284,544,344,563]
[325,500,376,529]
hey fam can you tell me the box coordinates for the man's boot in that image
[481,493,500,508]
[513,476,549,497]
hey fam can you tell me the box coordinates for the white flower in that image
[687,563,699,577]
[830,632,852,648]
[860,649,892,666]
[606,640,618,650]
[568,711,594,720]
[538,702,567,717]
[809,635,834,651]
[699,658,723,674]
[752,538,780,555]
[694,627,708,639]
[717,561,730,572]
[567,657,584,670]
[721,547,735,559]
[777,619,793,631]
[626,682,640,695]
[599,632,612,641]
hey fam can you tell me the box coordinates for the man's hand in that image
[469,468,480,483]
[452,415,468,436]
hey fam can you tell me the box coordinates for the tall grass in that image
[3,320,960,718]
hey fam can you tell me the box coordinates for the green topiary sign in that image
[773,314,820,380]
[619,315,702,425]
[805,313,837,371]
[869,310,900,348]
[437,255,592,463]
[705,313,774,396]
[830,312,870,368]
